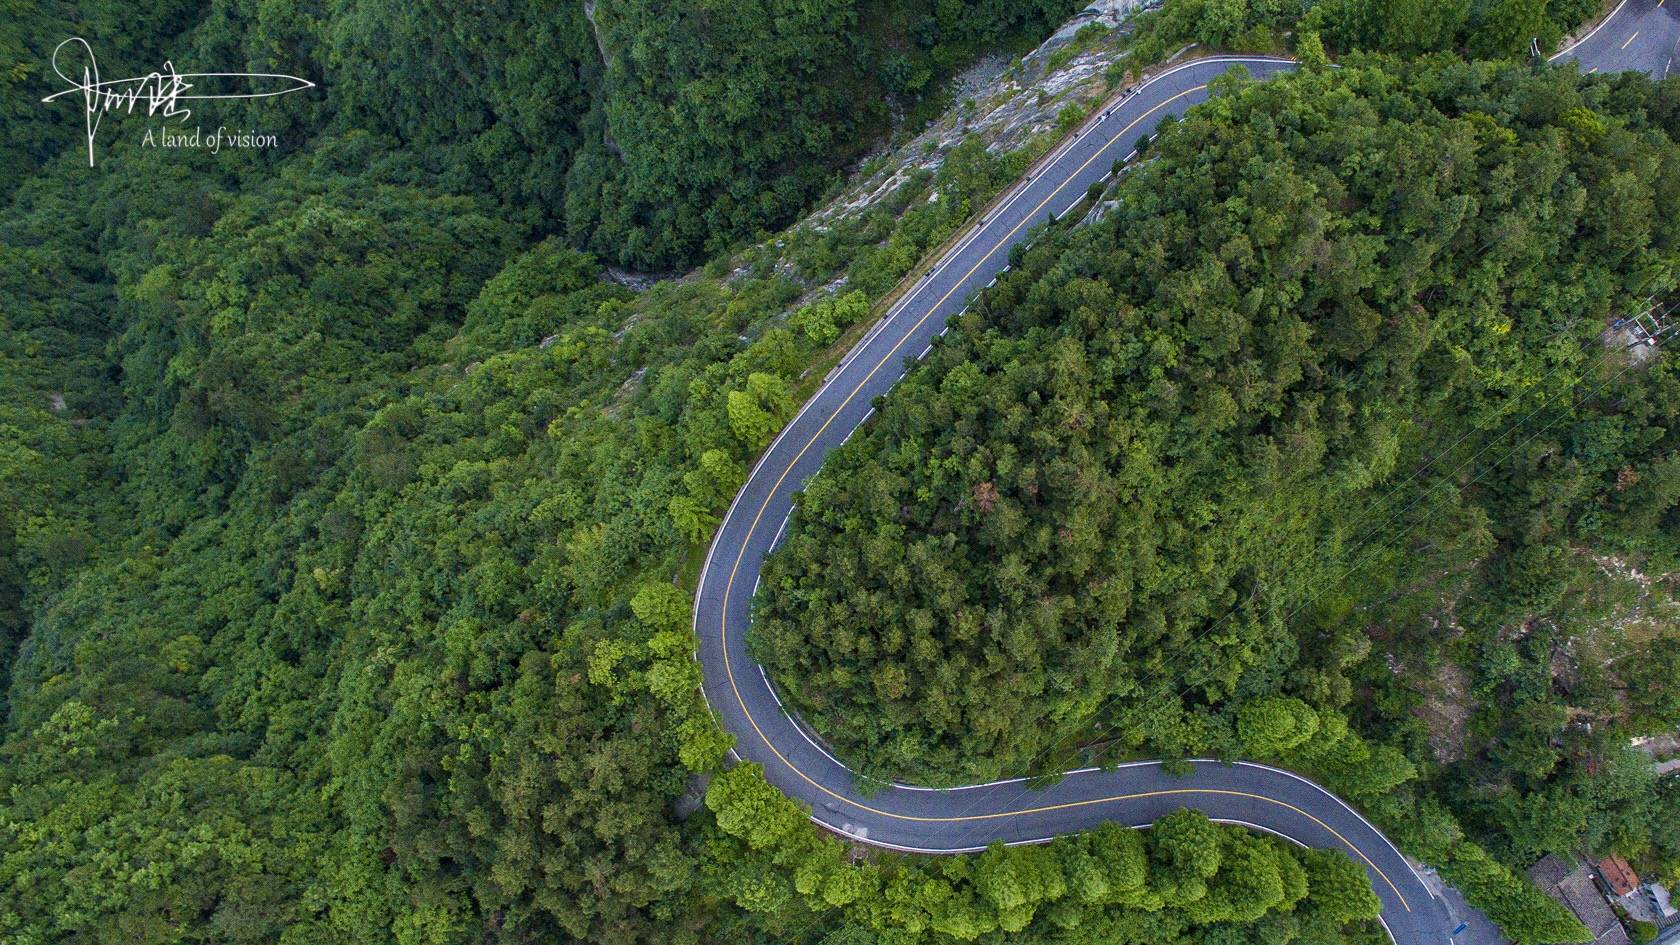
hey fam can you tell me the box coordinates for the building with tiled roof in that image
[1529,855,1631,945]
[1598,856,1639,898]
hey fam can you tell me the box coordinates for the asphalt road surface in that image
[690,52,1457,944]
[694,35,1679,945]
[1552,0,1680,77]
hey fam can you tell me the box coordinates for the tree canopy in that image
[754,57,1680,926]
[4,2,1671,944]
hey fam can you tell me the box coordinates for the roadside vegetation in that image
[756,53,1680,943]
[1121,0,1599,62]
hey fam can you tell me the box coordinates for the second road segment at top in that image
[695,23,1673,945]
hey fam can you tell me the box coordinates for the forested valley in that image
[3,1,1677,944]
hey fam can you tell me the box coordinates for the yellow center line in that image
[1624,30,1640,48]
[717,85,1201,811]
[707,72,1419,912]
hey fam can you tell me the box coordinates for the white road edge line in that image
[758,665,784,709]
[697,54,1302,748]
[695,52,1302,752]
[681,56,1443,915]
[803,813,1405,945]
[695,53,1296,675]
[827,54,1163,374]
[1549,0,1632,60]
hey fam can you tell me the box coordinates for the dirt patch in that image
[1634,731,1680,761]
[1416,660,1474,764]
[1602,324,1660,368]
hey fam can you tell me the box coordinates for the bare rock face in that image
[635,4,1148,298]
[1039,0,1152,52]
[804,4,1144,229]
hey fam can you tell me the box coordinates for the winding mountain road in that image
[694,27,1674,945]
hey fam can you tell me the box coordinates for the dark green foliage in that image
[3,0,1076,269]
[562,0,1076,268]
[1439,844,1591,944]
[1649,776,1680,887]
[5,2,1673,943]
[1121,0,1597,62]
[0,0,207,191]
[754,59,1680,781]
[754,56,1680,936]
[705,769,1376,945]
[1309,0,1601,57]
[321,0,601,214]
[0,9,1120,931]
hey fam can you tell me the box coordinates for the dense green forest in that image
[0,2,1410,944]
[0,101,1389,945]
[4,0,1673,944]
[1118,0,1599,61]
[3,0,1075,269]
[755,49,1680,918]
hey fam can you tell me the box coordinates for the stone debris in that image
[806,4,1145,228]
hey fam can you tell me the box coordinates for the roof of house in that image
[1531,855,1626,944]
[1531,854,1574,890]
[1599,855,1640,898]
